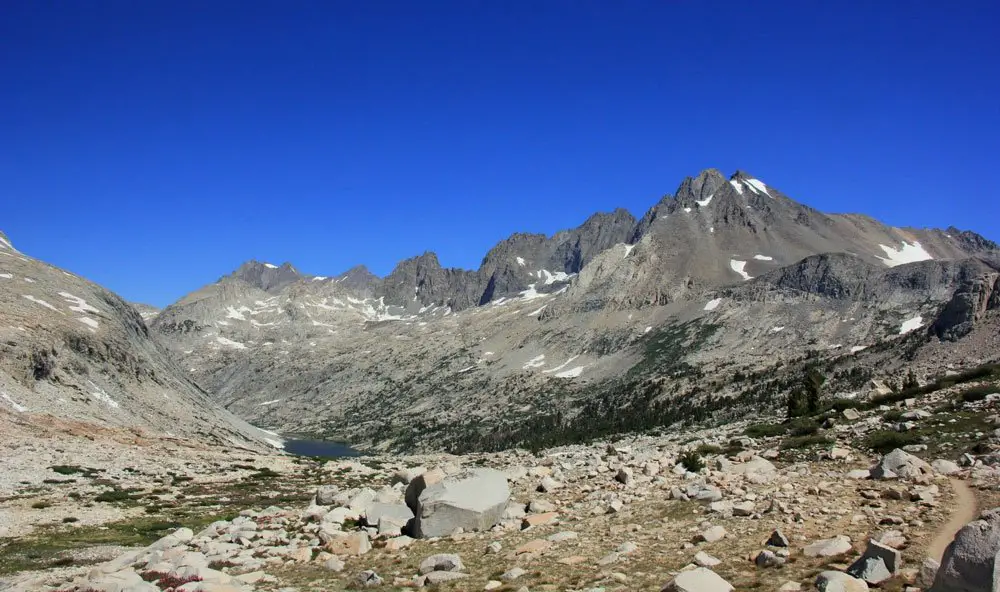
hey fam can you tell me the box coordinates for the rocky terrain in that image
[0,232,274,451]
[3,375,1000,591]
[145,169,1000,452]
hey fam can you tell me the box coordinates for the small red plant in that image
[139,570,203,589]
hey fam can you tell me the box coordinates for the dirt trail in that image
[927,478,977,562]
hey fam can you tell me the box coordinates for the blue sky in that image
[1,1,997,307]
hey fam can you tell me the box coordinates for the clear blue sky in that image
[1,1,997,307]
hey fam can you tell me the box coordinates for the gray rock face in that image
[412,468,510,538]
[0,232,273,451]
[930,271,1000,341]
[931,507,1000,592]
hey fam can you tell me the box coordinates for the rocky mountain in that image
[142,169,998,452]
[0,233,277,451]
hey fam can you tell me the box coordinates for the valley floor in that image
[1,384,999,591]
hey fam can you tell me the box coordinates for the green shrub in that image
[745,423,786,438]
[50,465,84,475]
[694,444,723,456]
[959,385,996,403]
[824,398,861,412]
[62,517,79,523]
[780,435,833,449]
[787,417,820,437]
[31,501,52,509]
[883,409,905,422]
[679,451,705,473]
[864,430,920,453]
[95,489,132,503]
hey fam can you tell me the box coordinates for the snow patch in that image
[78,317,99,330]
[704,298,722,311]
[623,244,635,258]
[216,336,248,349]
[850,346,868,353]
[877,241,933,267]
[259,399,281,406]
[59,292,100,314]
[0,236,12,250]
[729,179,744,195]
[263,263,278,269]
[522,354,546,369]
[1,391,26,413]
[87,381,119,409]
[519,284,547,301]
[543,355,579,374]
[225,305,249,321]
[554,366,586,378]
[516,256,526,266]
[753,254,773,261]
[644,326,652,333]
[526,305,547,316]
[696,194,714,207]
[709,227,714,233]
[899,316,924,335]
[311,276,328,281]
[538,269,572,285]
[771,326,785,333]
[457,366,474,373]
[0,273,11,279]
[729,259,752,281]
[23,278,35,283]
[22,295,63,313]
[684,207,692,213]
[744,178,770,196]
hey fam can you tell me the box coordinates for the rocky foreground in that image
[3,388,1000,591]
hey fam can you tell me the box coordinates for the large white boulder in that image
[412,468,510,538]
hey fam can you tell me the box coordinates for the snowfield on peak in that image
[704,298,722,311]
[877,241,933,267]
[744,178,770,196]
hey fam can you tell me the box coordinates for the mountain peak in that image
[227,259,302,292]
[0,230,16,252]
[336,264,380,292]
[675,169,728,203]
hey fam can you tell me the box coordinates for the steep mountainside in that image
[0,234,276,451]
[148,169,999,452]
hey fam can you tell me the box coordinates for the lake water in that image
[283,438,361,458]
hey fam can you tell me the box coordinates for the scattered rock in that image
[766,529,790,547]
[804,535,853,558]
[419,553,465,574]
[870,449,932,480]
[661,567,734,592]
[815,570,869,591]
